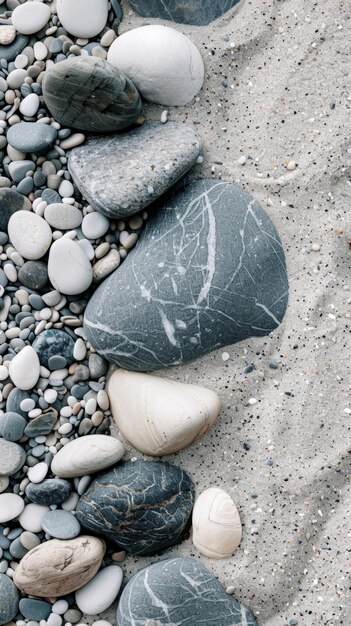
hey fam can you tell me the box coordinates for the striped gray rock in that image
[128,0,240,25]
[84,180,289,371]
[76,460,195,555]
[117,557,258,625]
[43,56,141,133]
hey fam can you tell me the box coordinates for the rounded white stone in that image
[27,462,48,484]
[192,487,242,559]
[0,476,9,494]
[75,565,123,615]
[44,388,58,404]
[44,203,82,230]
[8,211,52,260]
[34,41,48,61]
[107,25,205,106]
[108,369,220,456]
[81,212,109,239]
[52,599,69,615]
[73,338,86,361]
[57,0,108,38]
[12,2,51,35]
[0,493,24,523]
[19,503,50,533]
[9,345,40,391]
[19,93,40,117]
[48,238,93,295]
[58,180,74,197]
[7,68,27,90]
[51,434,124,478]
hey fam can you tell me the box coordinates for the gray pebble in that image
[42,509,81,539]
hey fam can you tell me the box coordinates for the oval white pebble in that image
[52,599,69,614]
[81,212,109,239]
[8,211,52,260]
[19,503,50,532]
[19,93,40,117]
[0,493,24,523]
[9,345,40,390]
[27,462,49,484]
[73,338,86,361]
[75,565,123,615]
[57,0,108,38]
[51,434,124,478]
[12,2,51,35]
[48,238,93,295]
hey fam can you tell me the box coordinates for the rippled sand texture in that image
[108,2,350,624]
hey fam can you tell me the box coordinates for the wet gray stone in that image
[0,439,26,476]
[0,572,20,625]
[0,187,29,231]
[42,510,81,539]
[0,411,26,442]
[68,122,202,219]
[24,412,57,437]
[128,0,240,25]
[7,123,57,153]
[26,478,71,505]
[76,460,194,556]
[19,598,52,621]
[43,56,141,133]
[18,261,48,290]
[32,329,75,368]
[0,35,29,61]
[117,557,258,625]
[8,160,35,183]
[6,388,29,419]
[84,180,289,371]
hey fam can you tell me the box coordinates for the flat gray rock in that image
[7,122,57,153]
[128,0,240,25]
[42,510,81,539]
[43,56,141,133]
[84,180,289,371]
[117,557,258,625]
[0,573,19,625]
[68,122,202,219]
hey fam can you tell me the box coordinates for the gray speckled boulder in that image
[0,572,19,625]
[128,0,240,25]
[84,180,289,371]
[117,557,258,625]
[76,460,195,555]
[68,122,202,219]
[43,56,141,133]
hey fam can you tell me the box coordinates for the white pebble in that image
[286,160,296,171]
[19,93,40,117]
[248,398,258,405]
[237,155,246,165]
[52,600,69,615]
[12,2,51,35]
[19,503,50,532]
[81,212,110,239]
[44,388,58,404]
[47,614,62,626]
[27,462,48,484]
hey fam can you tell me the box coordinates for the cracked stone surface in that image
[76,460,195,556]
[127,0,241,25]
[84,180,289,371]
[117,557,258,625]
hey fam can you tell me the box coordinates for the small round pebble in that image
[42,510,81,539]
[81,212,110,239]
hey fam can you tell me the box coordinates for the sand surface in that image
[103,1,351,624]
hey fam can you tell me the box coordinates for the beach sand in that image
[105,1,351,624]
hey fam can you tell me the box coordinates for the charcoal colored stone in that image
[26,478,71,505]
[0,187,29,231]
[24,412,57,437]
[76,460,195,556]
[127,0,240,25]
[0,34,28,61]
[43,56,141,133]
[7,123,57,153]
[84,180,289,371]
[117,557,258,625]
[6,387,29,419]
[68,122,202,219]
[19,598,52,621]
[0,411,26,441]
[18,261,48,290]
[32,329,75,368]
[0,572,19,625]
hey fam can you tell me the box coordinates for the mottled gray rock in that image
[0,411,26,441]
[7,122,57,153]
[43,56,141,132]
[0,572,19,625]
[117,557,257,626]
[42,510,81,539]
[18,261,48,290]
[26,479,71,505]
[84,180,289,371]
[68,122,202,219]
[32,329,75,368]
[0,439,26,476]
[128,0,240,25]
[76,460,195,555]
[0,187,30,231]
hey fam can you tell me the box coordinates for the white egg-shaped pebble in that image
[12,2,51,35]
[192,487,242,559]
[9,345,40,390]
[8,211,52,260]
[0,493,24,523]
[48,238,93,295]
[75,565,123,615]
[51,435,124,478]
[57,0,108,38]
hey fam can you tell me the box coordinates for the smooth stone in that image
[8,211,52,260]
[12,2,51,35]
[57,0,108,37]
[107,25,204,106]
[0,573,19,625]
[8,160,35,183]
[19,503,50,532]
[0,411,26,441]
[9,345,40,390]
[24,412,57,437]
[26,478,71,505]
[81,212,109,239]
[68,122,201,219]
[0,187,30,231]
[0,439,26,476]
[19,93,40,117]
[27,462,49,484]
[51,434,124,478]
[109,369,220,455]
[42,510,81,539]
[128,0,241,25]
[13,535,106,597]
[20,531,41,551]
[19,599,52,621]
[7,123,57,153]
[43,56,141,133]
[84,180,289,371]
[0,35,29,62]
[192,487,242,558]
[75,565,122,615]
[6,388,30,419]
[18,261,48,290]
[76,460,194,555]
[0,25,16,46]
[48,355,67,370]
[32,329,75,368]
[44,203,82,230]
[48,238,93,295]
[117,557,258,625]
[0,493,24,523]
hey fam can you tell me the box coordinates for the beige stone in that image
[0,25,16,45]
[192,487,242,559]
[51,434,124,478]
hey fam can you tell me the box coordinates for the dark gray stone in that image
[88,353,108,379]
[19,598,52,621]
[128,0,240,25]
[7,122,57,154]
[0,573,19,625]
[8,160,35,183]
[9,537,28,559]
[76,460,194,556]
[18,261,48,290]
[0,411,26,442]
[68,122,202,219]
[41,188,61,204]
[84,180,289,371]
[24,412,57,437]
[0,35,29,61]
[6,388,29,419]
[117,557,258,626]
[41,510,81,539]
[48,355,67,370]
[32,329,75,368]
[26,478,71,505]
[43,56,142,133]
[0,187,29,231]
